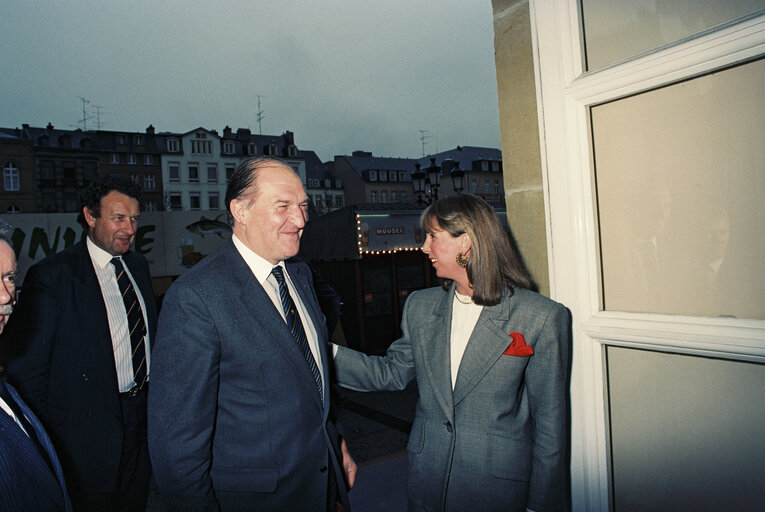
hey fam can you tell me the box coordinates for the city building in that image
[332,146,504,207]
[0,123,164,213]
[0,129,36,213]
[158,127,311,212]
[331,151,416,206]
[304,150,343,216]
[416,145,503,202]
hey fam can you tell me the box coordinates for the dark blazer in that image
[0,381,72,512]
[334,284,570,512]
[3,239,158,497]
[148,239,350,512]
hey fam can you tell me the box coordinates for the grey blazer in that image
[334,284,570,512]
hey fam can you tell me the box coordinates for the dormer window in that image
[191,132,212,155]
[368,170,377,182]
[267,143,278,155]
[287,145,297,157]
[247,143,257,155]
[223,141,235,155]
[167,139,180,152]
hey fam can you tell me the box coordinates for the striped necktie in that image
[271,266,323,402]
[110,257,147,389]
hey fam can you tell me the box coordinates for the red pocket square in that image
[504,332,533,357]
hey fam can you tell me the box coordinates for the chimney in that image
[146,125,155,134]
[47,123,54,130]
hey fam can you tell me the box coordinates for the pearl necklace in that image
[454,290,474,305]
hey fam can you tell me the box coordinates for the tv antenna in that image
[92,104,105,130]
[75,96,95,131]
[256,95,265,134]
[419,130,431,157]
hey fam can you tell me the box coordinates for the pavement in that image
[337,383,418,511]
[146,382,418,511]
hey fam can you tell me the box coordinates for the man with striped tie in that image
[149,157,356,511]
[4,175,157,511]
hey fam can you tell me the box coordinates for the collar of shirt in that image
[86,235,120,269]
[231,233,285,285]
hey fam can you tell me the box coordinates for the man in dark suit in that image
[148,157,356,511]
[4,175,157,511]
[0,219,72,512]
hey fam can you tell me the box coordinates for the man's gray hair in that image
[0,219,13,245]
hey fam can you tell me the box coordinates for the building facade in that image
[0,123,163,214]
[333,146,504,206]
[158,127,310,212]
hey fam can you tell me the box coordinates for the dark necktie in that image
[110,257,147,389]
[271,266,323,402]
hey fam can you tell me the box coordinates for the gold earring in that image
[456,252,468,268]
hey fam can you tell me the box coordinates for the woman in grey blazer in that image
[333,194,569,512]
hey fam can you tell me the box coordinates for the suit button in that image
[444,421,453,433]
[320,466,328,473]
[81,373,88,381]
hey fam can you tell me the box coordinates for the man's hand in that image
[340,437,357,489]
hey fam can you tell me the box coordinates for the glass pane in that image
[593,59,765,319]
[581,0,765,70]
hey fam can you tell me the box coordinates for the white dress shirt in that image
[231,234,326,391]
[0,395,30,435]
[87,237,151,393]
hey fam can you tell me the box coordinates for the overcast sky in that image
[1,0,500,162]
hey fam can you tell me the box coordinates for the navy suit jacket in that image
[3,239,158,496]
[0,381,72,512]
[148,239,350,511]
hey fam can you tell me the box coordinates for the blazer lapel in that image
[225,245,324,412]
[73,241,120,394]
[1,390,68,508]
[417,289,455,421]
[453,292,514,406]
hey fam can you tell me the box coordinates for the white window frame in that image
[208,192,219,210]
[189,192,201,211]
[144,173,155,191]
[168,163,180,182]
[529,3,765,511]
[188,164,199,183]
[169,192,182,211]
[3,162,20,191]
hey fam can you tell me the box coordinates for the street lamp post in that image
[412,157,441,206]
[411,158,466,206]
[449,162,465,193]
